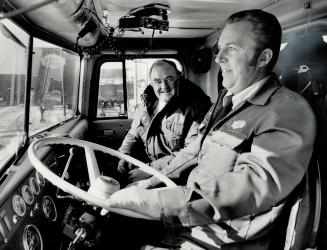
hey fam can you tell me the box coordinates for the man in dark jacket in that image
[117,59,211,184]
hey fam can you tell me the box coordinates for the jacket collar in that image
[246,73,282,106]
[211,73,281,126]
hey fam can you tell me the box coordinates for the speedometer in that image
[22,185,34,205]
[12,195,26,217]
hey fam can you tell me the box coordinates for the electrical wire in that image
[0,0,59,20]
[149,28,155,49]
[77,8,159,58]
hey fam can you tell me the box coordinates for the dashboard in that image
[0,148,71,250]
[0,119,120,250]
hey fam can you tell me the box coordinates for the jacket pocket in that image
[196,130,247,177]
[136,113,151,141]
[164,120,184,150]
[137,116,150,141]
[209,129,247,151]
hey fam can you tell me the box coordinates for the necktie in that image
[206,92,232,132]
[201,90,233,140]
[211,91,233,124]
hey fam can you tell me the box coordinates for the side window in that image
[29,39,80,135]
[97,62,124,118]
[96,58,182,118]
[0,20,29,166]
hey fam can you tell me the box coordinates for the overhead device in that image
[118,3,170,31]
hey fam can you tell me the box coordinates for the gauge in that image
[23,224,43,250]
[42,196,57,221]
[29,177,40,195]
[12,195,26,217]
[36,172,45,186]
[22,185,34,205]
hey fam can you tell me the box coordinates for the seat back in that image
[268,157,321,250]
[268,65,326,250]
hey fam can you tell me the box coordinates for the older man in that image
[117,59,211,184]
[107,9,316,250]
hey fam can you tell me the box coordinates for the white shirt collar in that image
[224,75,270,108]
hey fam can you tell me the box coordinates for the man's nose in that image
[215,49,225,64]
[159,79,169,88]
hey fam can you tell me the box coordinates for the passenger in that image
[117,59,211,184]
[106,9,317,249]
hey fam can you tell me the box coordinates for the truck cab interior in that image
[0,0,327,249]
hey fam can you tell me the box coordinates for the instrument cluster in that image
[12,172,46,218]
[6,149,59,250]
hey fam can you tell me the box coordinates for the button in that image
[12,215,19,224]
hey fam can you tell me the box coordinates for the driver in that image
[116,59,211,184]
[105,9,316,250]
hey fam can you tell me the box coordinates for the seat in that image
[268,157,321,250]
[268,65,327,250]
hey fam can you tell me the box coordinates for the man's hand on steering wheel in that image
[107,186,161,220]
[127,178,153,189]
[117,159,135,174]
[128,168,151,182]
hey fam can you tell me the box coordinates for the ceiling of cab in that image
[98,0,270,38]
[4,0,327,46]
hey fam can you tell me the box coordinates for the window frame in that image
[29,37,81,136]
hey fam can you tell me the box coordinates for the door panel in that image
[89,118,132,150]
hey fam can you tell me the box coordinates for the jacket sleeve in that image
[156,98,317,228]
[148,136,201,187]
[118,108,143,155]
[184,96,212,147]
[150,96,212,174]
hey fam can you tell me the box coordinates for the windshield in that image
[29,38,80,135]
[0,20,81,169]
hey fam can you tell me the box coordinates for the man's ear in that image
[258,48,273,68]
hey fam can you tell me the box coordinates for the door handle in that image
[103,129,115,137]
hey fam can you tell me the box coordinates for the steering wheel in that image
[28,137,176,219]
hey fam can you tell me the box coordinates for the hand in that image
[117,159,134,174]
[128,168,151,182]
[128,179,153,189]
[106,186,161,220]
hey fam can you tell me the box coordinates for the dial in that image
[29,177,40,195]
[36,172,45,186]
[42,196,57,221]
[22,185,34,205]
[23,224,43,250]
[12,195,26,217]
